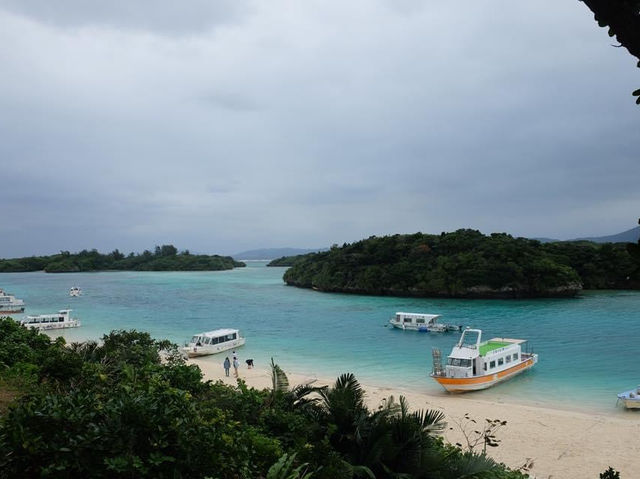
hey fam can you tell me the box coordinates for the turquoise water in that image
[2,262,639,413]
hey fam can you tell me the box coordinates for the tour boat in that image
[69,287,81,297]
[20,309,80,330]
[0,289,26,314]
[430,328,537,392]
[389,312,462,332]
[182,329,245,358]
[617,387,640,409]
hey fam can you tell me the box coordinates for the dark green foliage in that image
[600,466,621,479]
[267,254,316,267]
[0,320,528,478]
[283,230,640,298]
[283,230,587,298]
[543,241,639,289]
[0,245,245,273]
[580,0,640,103]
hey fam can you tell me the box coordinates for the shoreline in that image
[191,357,640,479]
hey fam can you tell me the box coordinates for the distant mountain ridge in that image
[533,226,640,244]
[572,226,640,243]
[233,247,325,260]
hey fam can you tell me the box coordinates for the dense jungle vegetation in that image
[0,245,244,273]
[279,230,639,299]
[0,319,528,478]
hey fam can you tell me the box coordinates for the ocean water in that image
[2,261,639,414]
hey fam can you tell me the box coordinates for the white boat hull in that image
[183,337,246,358]
[619,399,640,409]
[24,320,81,331]
[389,320,459,332]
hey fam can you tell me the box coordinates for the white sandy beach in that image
[191,357,640,479]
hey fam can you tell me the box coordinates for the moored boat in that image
[20,309,80,330]
[182,329,245,358]
[69,287,81,297]
[389,312,461,332]
[430,328,537,393]
[617,387,640,409]
[0,289,26,314]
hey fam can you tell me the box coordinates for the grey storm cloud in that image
[0,0,249,34]
[0,0,638,258]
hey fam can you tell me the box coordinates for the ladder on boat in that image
[431,347,444,376]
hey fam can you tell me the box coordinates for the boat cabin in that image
[191,329,239,347]
[20,310,80,330]
[184,328,246,358]
[392,312,440,330]
[444,329,527,379]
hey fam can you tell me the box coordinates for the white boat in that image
[20,309,80,330]
[69,287,81,297]
[389,312,462,332]
[430,328,538,393]
[182,329,245,358]
[617,387,640,409]
[0,288,26,314]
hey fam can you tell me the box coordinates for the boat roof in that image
[479,339,525,356]
[194,329,239,337]
[26,309,72,317]
[395,312,440,318]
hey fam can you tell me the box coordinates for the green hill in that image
[0,245,245,273]
[282,229,637,299]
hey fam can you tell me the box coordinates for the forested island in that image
[277,230,639,299]
[0,245,245,273]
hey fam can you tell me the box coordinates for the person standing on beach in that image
[232,357,239,378]
[223,357,231,377]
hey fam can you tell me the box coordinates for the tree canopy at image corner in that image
[580,0,640,103]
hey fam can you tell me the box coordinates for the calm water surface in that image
[2,262,639,413]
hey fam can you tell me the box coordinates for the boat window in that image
[403,318,412,323]
[498,358,504,366]
[483,363,487,371]
[231,333,237,340]
[416,318,425,324]
[219,336,227,343]
[191,336,199,343]
[513,353,518,361]
[489,360,496,369]
[59,317,64,322]
[226,334,234,341]
[204,337,210,345]
[505,355,511,363]
[447,358,471,367]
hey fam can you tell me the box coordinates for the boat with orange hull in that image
[430,328,537,393]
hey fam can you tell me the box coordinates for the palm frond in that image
[270,357,290,393]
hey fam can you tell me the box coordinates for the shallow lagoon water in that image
[2,261,639,413]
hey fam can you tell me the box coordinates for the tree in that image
[580,0,640,103]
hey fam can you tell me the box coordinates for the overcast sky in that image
[1,1,638,257]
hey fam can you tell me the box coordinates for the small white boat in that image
[0,288,26,314]
[20,309,80,330]
[182,329,245,358]
[617,387,640,409]
[69,287,81,297]
[430,328,538,393]
[389,312,462,332]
